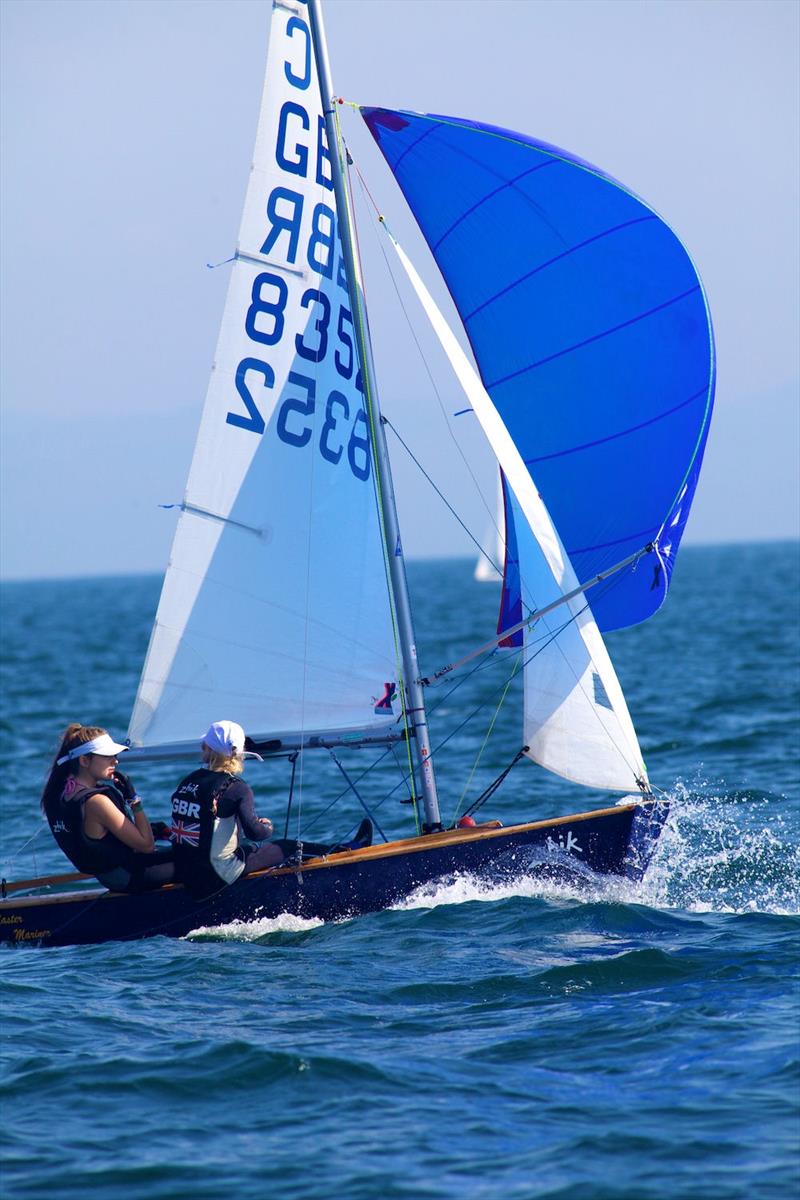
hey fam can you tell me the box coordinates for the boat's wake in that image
[397,782,800,918]
[179,785,798,943]
[636,779,799,915]
[185,912,324,942]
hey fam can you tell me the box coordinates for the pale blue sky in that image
[1,0,798,580]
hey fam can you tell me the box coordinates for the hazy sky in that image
[1,0,798,580]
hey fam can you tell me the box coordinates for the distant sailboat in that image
[474,473,504,583]
[2,0,714,947]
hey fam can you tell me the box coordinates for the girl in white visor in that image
[41,724,174,891]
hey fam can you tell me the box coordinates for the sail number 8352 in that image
[226,270,370,482]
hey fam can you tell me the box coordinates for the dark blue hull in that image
[1,800,668,948]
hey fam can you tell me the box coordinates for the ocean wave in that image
[185,912,325,942]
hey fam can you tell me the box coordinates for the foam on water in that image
[182,782,798,934]
[640,779,800,916]
[185,912,324,941]
[393,783,800,919]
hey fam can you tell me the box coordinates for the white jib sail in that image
[128,2,399,749]
[384,228,648,792]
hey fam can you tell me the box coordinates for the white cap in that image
[57,733,129,766]
[202,720,246,757]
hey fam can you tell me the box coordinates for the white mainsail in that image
[381,228,648,793]
[128,3,399,749]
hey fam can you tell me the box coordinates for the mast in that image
[308,0,442,831]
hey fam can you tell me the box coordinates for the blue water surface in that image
[1,544,798,1199]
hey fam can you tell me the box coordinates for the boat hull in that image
[0,800,667,948]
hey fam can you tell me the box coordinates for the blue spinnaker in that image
[362,107,715,631]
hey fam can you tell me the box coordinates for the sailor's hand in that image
[259,818,274,835]
[112,770,138,802]
[150,820,171,840]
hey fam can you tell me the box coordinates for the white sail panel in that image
[129,2,398,748]
[511,492,648,791]
[384,228,647,791]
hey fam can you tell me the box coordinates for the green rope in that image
[452,651,522,825]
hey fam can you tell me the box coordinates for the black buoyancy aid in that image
[169,769,238,895]
[45,782,136,877]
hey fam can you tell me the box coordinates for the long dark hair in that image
[40,724,106,815]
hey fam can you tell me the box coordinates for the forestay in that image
[129,3,398,750]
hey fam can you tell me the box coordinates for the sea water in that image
[1,543,798,1199]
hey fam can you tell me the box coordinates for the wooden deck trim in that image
[246,802,637,879]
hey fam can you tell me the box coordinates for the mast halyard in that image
[307,0,442,831]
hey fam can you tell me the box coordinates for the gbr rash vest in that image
[169,768,245,886]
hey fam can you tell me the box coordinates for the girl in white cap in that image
[41,724,174,891]
[169,720,372,899]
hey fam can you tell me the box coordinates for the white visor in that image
[56,734,129,766]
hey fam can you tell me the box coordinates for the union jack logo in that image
[169,819,200,847]
[374,681,396,714]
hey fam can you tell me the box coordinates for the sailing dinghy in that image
[1,0,713,948]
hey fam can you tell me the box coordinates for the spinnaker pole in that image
[308,0,442,831]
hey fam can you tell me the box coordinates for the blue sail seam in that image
[487,284,702,388]
[464,215,657,323]
[525,386,709,465]
[431,160,557,253]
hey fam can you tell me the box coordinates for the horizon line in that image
[1,536,798,587]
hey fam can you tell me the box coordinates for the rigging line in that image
[294,595,564,840]
[300,646,520,836]
[298,741,396,836]
[454,650,522,822]
[410,622,571,785]
[363,633,555,812]
[1,822,45,875]
[437,612,591,793]
[421,541,655,685]
[328,751,390,842]
[383,416,503,574]
[386,580,639,807]
[306,569,642,838]
[340,129,419,824]
[389,741,419,823]
[322,646,521,828]
[351,164,501,542]
[463,746,530,820]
